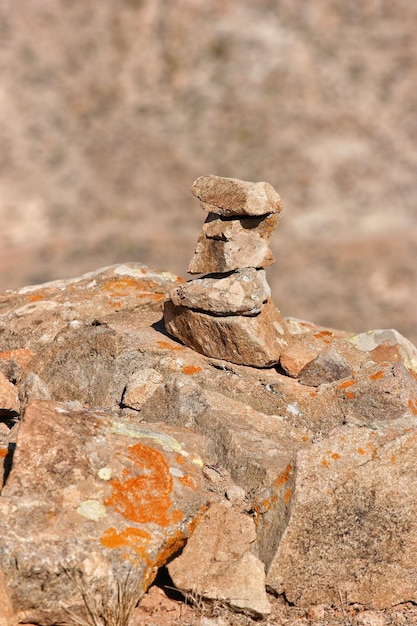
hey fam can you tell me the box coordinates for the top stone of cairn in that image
[191,175,283,217]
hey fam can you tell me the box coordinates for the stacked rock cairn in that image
[163,175,290,367]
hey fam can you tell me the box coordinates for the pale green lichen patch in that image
[111,421,183,453]
[77,500,107,521]
[98,467,112,481]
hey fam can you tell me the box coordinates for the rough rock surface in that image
[266,421,417,608]
[1,263,417,623]
[187,213,278,274]
[169,268,271,316]
[168,503,271,616]
[191,175,283,217]
[0,400,206,625]
[0,568,15,626]
[0,373,19,416]
[164,298,289,367]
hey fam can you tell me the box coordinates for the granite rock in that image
[191,175,282,217]
[169,268,271,316]
[187,213,278,274]
[163,298,289,367]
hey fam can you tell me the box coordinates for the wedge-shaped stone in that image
[187,213,278,274]
[169,268,271,316]
[168,503,271,617]
[191,175,282,217]
[164,299,289,367]
[0,400,206,625]
[267,421,417,607]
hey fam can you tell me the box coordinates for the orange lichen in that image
[102,277,162,300]
[408,398,417,415]
[275,463,293,487]
[105,443,183,527]
[153,530,187,569]
[345,391,355,400]
[284,488,292,504]
[313,330,334,344]
[176,454,185,465]
[157,341,184,351]
[322,451,340,467]
[0,348,36,370]
[179,475,197,490]
[28,293,44,302]
[370,370,384,380]
[182,365,202,375]
[357,447,365,455]
[339,379,355,389]
[100,526,151,558]
[391,455,397,463]
[0,448,8,458]
[176,276,186,283]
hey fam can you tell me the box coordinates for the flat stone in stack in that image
[170,268,271,316]
[164,175,289,367]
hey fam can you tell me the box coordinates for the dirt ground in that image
[131,573,417,626]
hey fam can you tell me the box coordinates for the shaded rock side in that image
[187,213,278,274]
[169,268,271,316]
[266,422,417,608]
[0,400,206,625]
[191,175,283,217]
[163,298,289,367]
[168,503,271,617]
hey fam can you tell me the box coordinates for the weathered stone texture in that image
[266,422,417,608]
[168,503,271,616]
[187,213,278,274]
[169,268,271,316]
[191,175,283,217]
[0,401,206,624]
[164,299,289,367]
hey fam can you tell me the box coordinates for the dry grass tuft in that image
[62,567,143,626]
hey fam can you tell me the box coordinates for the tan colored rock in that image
[266,421,417,607]
[0,567,16,626]
[164,298,289,367]
[335,360,417,425]
[169,268,271,316]
[168,503,271,617]
[0,373,19,415]
[0,400,206,624]
[122,368,164,410]
[191,175,282,217]
[187,213,278,274]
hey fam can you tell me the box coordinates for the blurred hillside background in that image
[0,0,416,343]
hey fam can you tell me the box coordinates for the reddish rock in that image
[169,268,271,316]
[164,298,289,367]
[0,400,206,625]
[297,346,353,386]
[0,373,19,415]
[168,503,271,616]
[191,175,282,217]
[187,213,278,274]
